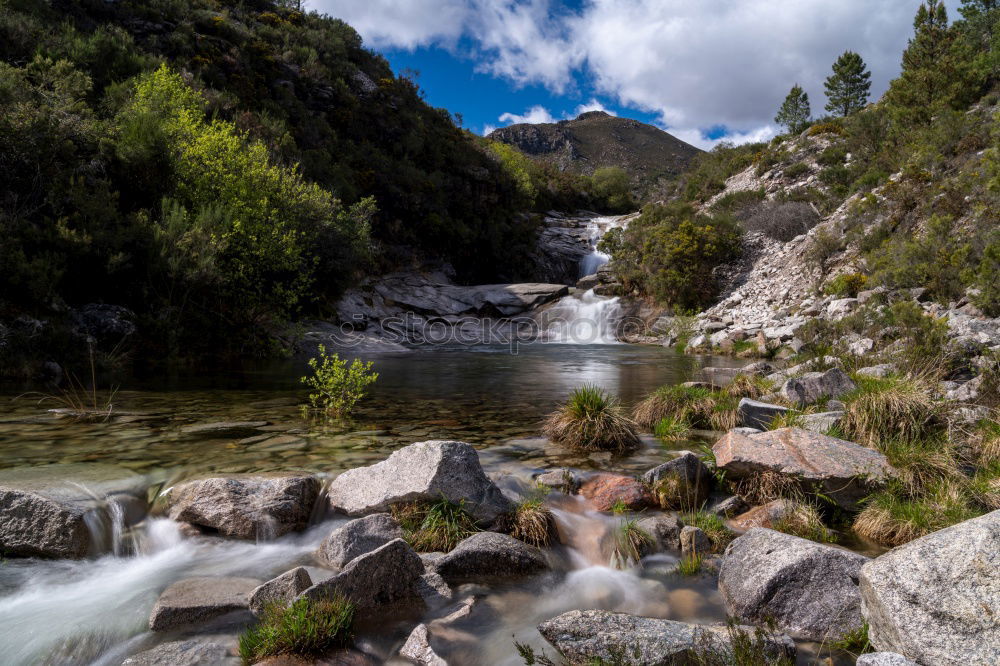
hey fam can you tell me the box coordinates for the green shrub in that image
[543,385,640,452]
[817,145,848,166]
[239,596,354,664]
[824,272,868,297]
[782,162,810,179]
[592,166,635,212]
[675,552,704,576]
[654,415,692,440]
[301,345,378,417]
[806,121,846,136]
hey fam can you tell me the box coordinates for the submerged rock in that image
[302,538,424,611]
[860,509,1000,666]
[713,428,893,510]
[327,440,511,524]
[432,531,548,582]
[316,513,403,569]
[719,528,868,642]
[249,567,313,616]
[149,577,260,631]
[537,610,795,665]
[579,473,652,511]
[164,473,320,540]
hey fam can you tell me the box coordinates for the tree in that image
[824,51,872,116]
[775,84,811,134]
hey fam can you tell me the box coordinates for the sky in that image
[308,1,963,150]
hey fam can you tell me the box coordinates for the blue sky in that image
[310,1,961,149]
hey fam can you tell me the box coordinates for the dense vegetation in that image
[0,0,607,372]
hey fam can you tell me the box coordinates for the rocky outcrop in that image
[301,538,424,611]
[579,473,652,511]
[719,528,868,642]
[642,452,711,508]
[537,610,795,665]
[149,577,260,631]
[860,510,1000,666]
[713,428,894,510]
[164,473,320,540]
[432,532,548,582]
[249,568,313,616]
[316,514,403,569]
[327,440,511,524]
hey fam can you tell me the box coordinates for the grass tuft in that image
[841,375,941,447]
[543,385,640,452]
[633,384,739,432]
[675,552,704,576]
[731,470,801,506]
[501,498,557,547]
[853,480,983,547]
[609,518,653,569]
[679,510,734,552]
[239,595,354,665]
[771,502,836,543]
[690,621,795,666]
[655,415,692,440]
[391,498,480,552]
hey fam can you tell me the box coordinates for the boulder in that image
[701,366,742,386]
[779,368,856,406]
[0,464,147,558]
[636,514,683,552]
[165,474,319,540]
[713,428,894,510]
[707,494,749,518]
[432,531,548,582]
[399,624,447,666]
[316,514,403,569]
[249,567,313,616]
[680,526,712,556]
[741,361,775,377]
[799,411,844,434]
[737,398,791,430]
[327,441,511,524]
[730,499,796,530]
[579,474,652,511]
[719,528,868,642]
[149,577,260,631]
[641,453,711,509]
[537,610,795,664]
[860,510,1000,666]
[855,654,920,666]
[417,570,453,607]
[301,538,424,611]
[122,635,239,665]
[535,468,579,492]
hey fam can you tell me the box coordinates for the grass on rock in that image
[771,502,837,543]
[609,518,653,569]
[239,595,354,665]
[391,498,480,552]
[544,385,640,452]
[501,498,557,547]
[679,510,734,552]
[633,384,740,432]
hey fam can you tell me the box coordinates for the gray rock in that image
[713,428,894,510]
[847,336,875,356]
[535,468,578,492]
[149,577,260,631]
[719,528,868,642]
[730,499,797,531]
[945,375,983,402]
[327,440,512,524]
[121,635,239,665]
[0,464,147,558]
[856,364,895,378]
[741,361,775,377]
[316,513,403,569]
[855,654,920,666]
[780,368,856,406]
[860,509,1000,666]
[417,570,453,607]
[799,411,844,434]
[642,452,711,508]
[537,610,795,665]
[827,298,858,318]
[707,494,749,518]
[701,366,742,386]
[731,426,763,435]
[302,538,424,611]
[165,473,320,540]
[399,624,447,666]
[680,526,712,556]
[737,398,791,430]
[248,567,312,616]
[636,514,683,552]
[432,531,548,582]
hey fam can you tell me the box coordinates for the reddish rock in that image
[730,499,795,530]
[579,474,652,511]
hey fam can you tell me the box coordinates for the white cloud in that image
[498,104,558,124]
[574,98,616,116]
[481,123,498,135]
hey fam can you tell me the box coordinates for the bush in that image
[782,162,810,179]
[824,272,868,297]
[239,596,354,664]
[591,166,635,212]
[543,385,640,452]
[740,201,821,242]
[301,345,378,417]
[806,121,847,136]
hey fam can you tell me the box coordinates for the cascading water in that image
[577,215,620,278]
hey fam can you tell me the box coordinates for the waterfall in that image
[578,216,624,279]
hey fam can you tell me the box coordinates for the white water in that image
[577,215,622,279]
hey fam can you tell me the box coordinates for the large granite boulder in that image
[0,464,147,558]
[164,473,320,540]
[301,538,424,611]
[149,577,260,631]
[856,654,919,666]
[316,513,403,569]
[537,610,795,664]
[719,528,868,642]
[713,428,894,510]
[737,398,791,430]
[579,473,652,512]
[779,368,855,406]
[641,452,711,509]
[860,510,1000,666]
[327,441,511,524]
[432,531,548,583]
[248,567,313,616]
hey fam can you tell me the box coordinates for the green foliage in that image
[543,385,641,452]
[679,511,734,551]
[774,84,811,134]
[824,51,872,116]
[782,162,810,180]
[676,141,764,202]
[824,272,868,297]
[654,415,692,440]
[591,166,635,212]
[301,344,378,417]
[391,497,481,552]
[610,517,653,569]
[854,479,983,546]
[829,622,873,657]
[690,623,795,666]
[675,552,704,576]
[239,595,354,665]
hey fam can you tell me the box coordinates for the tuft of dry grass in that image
[544,385,640,452]
[853,480,982,547]
[633,384,739,432]
[732,470,802,506]
[841,375,941,447]
[724,374,774,400]
[771,502,836,543]
[500,498,557,547]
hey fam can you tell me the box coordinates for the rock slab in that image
[149,577,260,631]
[302,538,424,610]
[780,368,856,406]
[579,473,652,511]
[737,398,790,430]
[432,531,548,582]
[642,452,711,508]
[249,567,313,616]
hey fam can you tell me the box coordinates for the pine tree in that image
[887,0,954,117]
[824,51,872,116]
[774,84,811,134]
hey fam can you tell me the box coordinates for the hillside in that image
[488,110,701,182]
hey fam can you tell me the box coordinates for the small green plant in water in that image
[610,518,653,569]
[828,622,873,657]
[238,595,354,664]
[543,384,640,452]
[655,415,692,440]
[676,552,703,576]
[301,344,378,417]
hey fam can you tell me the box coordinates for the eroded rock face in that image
[719,528,868,642]
[327,441,511,524]
[165,473,320,540]
[316,513,403,569]
[432,531,548,583]
[301,538,424,611]
[537,610,795,665]
[713,428,893,510]
[579,473,652,512]
[642,452,711,509]
[249,567,313,616]
[860,510,1000,666]
[149,577,260,631]
[780,368,856,406]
